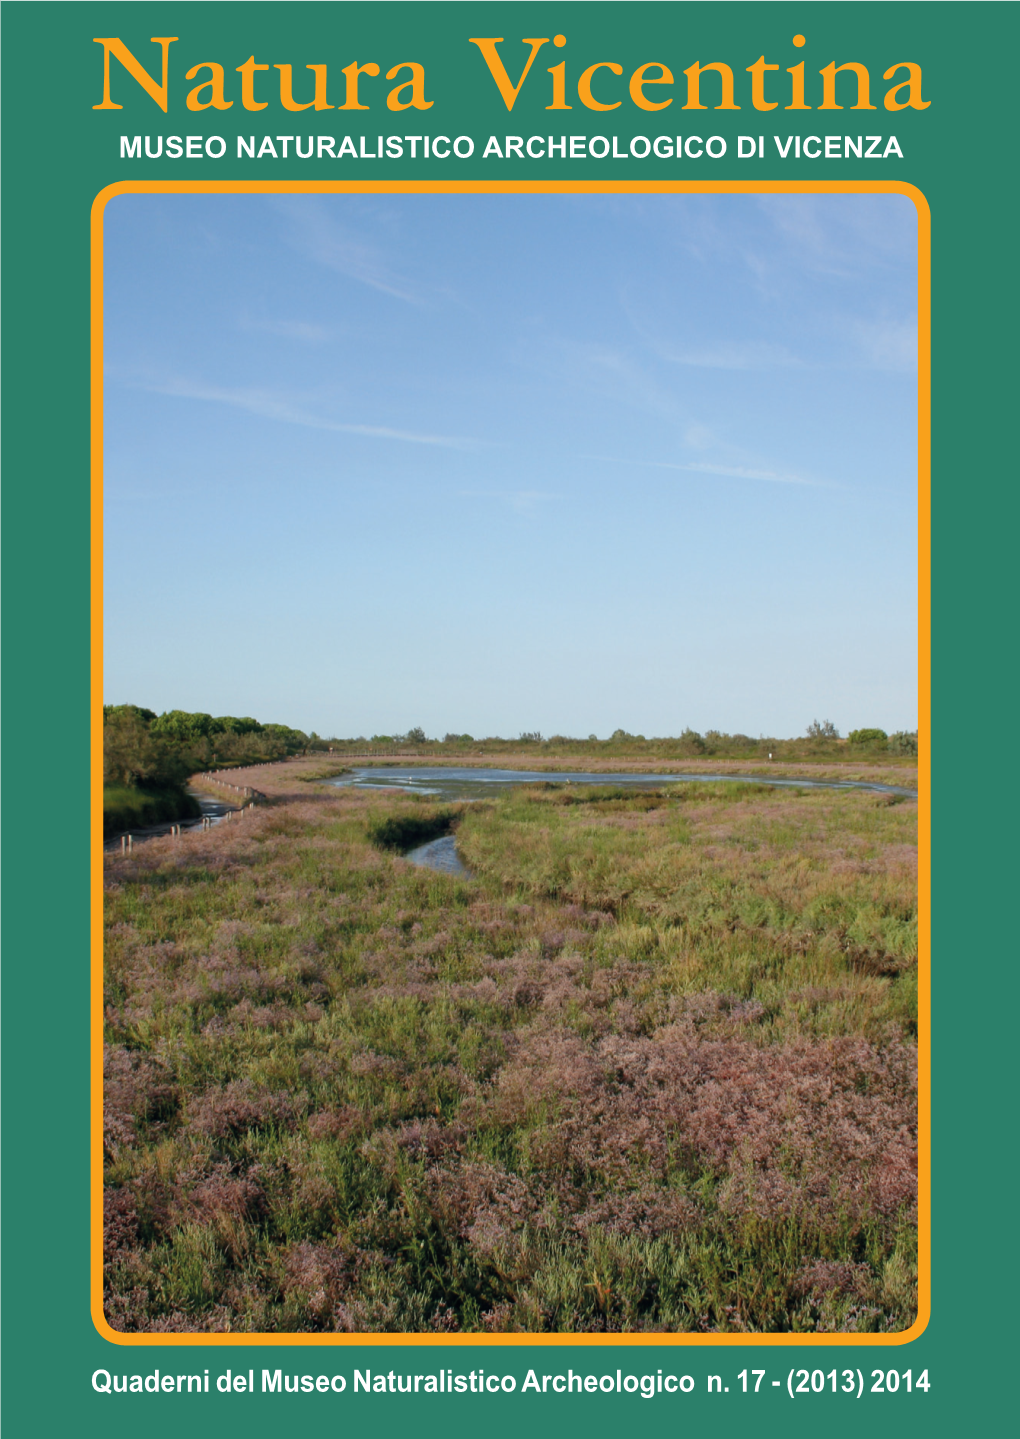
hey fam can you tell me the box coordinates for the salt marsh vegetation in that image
[104,780,917,1333]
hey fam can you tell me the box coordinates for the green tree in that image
[103,711,194,789]
[151,710,216,742]
[104,703,157,725]
[806,719,840,739]
[213,715,263,735]
[262,724,309,754]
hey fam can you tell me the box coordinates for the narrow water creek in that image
[403,833,472,878]
[103,788,240,852]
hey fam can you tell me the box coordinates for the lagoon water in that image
[326,765,918,802]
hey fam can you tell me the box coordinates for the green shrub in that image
[887,731,918,755]
[848,728,889,747]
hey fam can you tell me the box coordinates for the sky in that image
[103,191,918,739]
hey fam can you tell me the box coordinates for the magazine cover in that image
[1,1,1013,1435]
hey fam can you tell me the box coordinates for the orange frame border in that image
[92,178,930,1348]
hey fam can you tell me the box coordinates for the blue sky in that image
[103,191,918,739]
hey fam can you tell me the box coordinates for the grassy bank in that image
[296,764,353,783]
[103,785,201,838]
[104,783,917,1334]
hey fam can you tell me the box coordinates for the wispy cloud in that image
[238,315,333,344]
[757,193,918,277]
[141,377,475,448]
[517,334,682,422]
[848,315,918,372]
[272,197,422,303]
[459,488,560,513]
[653,338,801,371]
[584,454,828,488]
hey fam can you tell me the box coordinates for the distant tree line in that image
[331,724,919,758]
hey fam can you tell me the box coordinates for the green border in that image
[3,3,1015,1435]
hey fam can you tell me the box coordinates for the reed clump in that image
[104,784,917,1334]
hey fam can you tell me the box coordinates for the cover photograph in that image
[99,184,921,1340]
